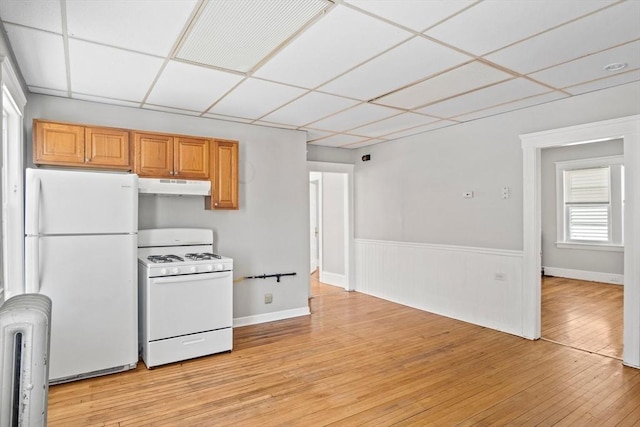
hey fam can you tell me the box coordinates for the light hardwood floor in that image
[542,276,623,359]
[310,270,345,297]
[48,283,638,426]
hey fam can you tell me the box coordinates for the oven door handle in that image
[152,271,231,284]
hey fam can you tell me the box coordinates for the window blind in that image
[564,167,610,242]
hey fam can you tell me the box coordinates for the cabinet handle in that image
[85,158,90,162]
[169,171,174,175]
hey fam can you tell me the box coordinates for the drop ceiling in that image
[1,0,639,149]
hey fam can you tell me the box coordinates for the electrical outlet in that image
[463,191,474,199]
[610,277,622,284]
[265,293,273,304]
[494,272,506,281]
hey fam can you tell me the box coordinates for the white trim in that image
[319,271,347,287]
[544,266,623,285]
[357,238,523,257]
[233,306,310,328]
[520,114,640,368]
[307,161,355,291]
[555,242,623,252]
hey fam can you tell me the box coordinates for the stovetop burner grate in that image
[185,252,222,260]
[147,254,184,263]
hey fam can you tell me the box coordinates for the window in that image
[556,156,624,250]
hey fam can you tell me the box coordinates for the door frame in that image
[309,177,320,274]
[520,114,640,368]
[307,161,355,291]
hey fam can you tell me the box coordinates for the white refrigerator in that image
[24,168,139,383]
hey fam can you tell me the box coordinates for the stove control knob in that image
[171,267,180,275]
[160,268,167,276]
[215,264,224,271]
[190,266,197,273]
[207,265,214,272]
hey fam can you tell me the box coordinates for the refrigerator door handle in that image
[26,175,41,293]
[25,237,40,294]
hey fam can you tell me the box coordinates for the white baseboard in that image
[319,271,347,288]
[543,266,623,285]
[233,306,311,328]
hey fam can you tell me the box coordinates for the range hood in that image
[138,178,211,196]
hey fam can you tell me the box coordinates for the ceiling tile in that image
[209,78,307,119]
[66,0,197,57]
[529,41,640,89]
[71,93,141,108]
[426,0,615,56]
[252,121,300,130]
[344,0,475,32]
[177,0,329,72]
[261,92,359,126]
[202,113,253,124]
[375,61,513,109]
[486,1,640,74]
[0,0,62,33]
[564,70,640,96]
[383,120,457,140]
[350,113,439,137]
[253,5,412,88]
[69,39,163,102]
[418,78,551,118]
[141,104,202,117]
[453,91,568,122]
[146,61,243,112]
[303,129,334,141]
[309,133,367,148]
[308,103,400,132]
[340,138,386,149]
[3,25,67,91]
[320,37,472,101]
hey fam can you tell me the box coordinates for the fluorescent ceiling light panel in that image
[146,60,243,111]
[177,0,329,73]
[3,25,67,91]
[376,61,513,109]
[66,0,197,57]
[0,0,62,33]
[254,5,412,88]
[69,39,164,101]
[426,0,616,56]
[209,78,307,119]
[344,0,475,32]
[486,0,640,74]
[418,78,550,118]
[262,92,359,127]
[320,37,471,100]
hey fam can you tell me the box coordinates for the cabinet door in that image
[85,126,131,169]
[174,137,210,179]
[34,120,85,165]
[210,140,238,210]
[134,132,174,178]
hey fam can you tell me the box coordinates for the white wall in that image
[25,94,311,325]
[307,144,355,164]
[354,81,640,337]
[541,140,624,277]
[321,172,346,280]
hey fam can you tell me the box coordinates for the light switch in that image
[463,191,474,199]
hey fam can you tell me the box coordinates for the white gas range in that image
[137,228,233,368]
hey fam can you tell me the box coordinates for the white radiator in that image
[0,294,52,427]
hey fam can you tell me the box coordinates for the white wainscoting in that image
[356,239,525,337]
[543,266,623,285]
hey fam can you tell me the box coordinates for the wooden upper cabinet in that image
[134,132,174,177]
[34,120,85,165]
[207,139,238,210]
[174,137,210,179]
[134,133,210,179]
[85,126,130,169]
[34,120,131,170]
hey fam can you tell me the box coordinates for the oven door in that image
[146,271,232,341]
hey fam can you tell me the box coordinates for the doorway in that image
[520,115,640,368]
[307,161,354,300]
